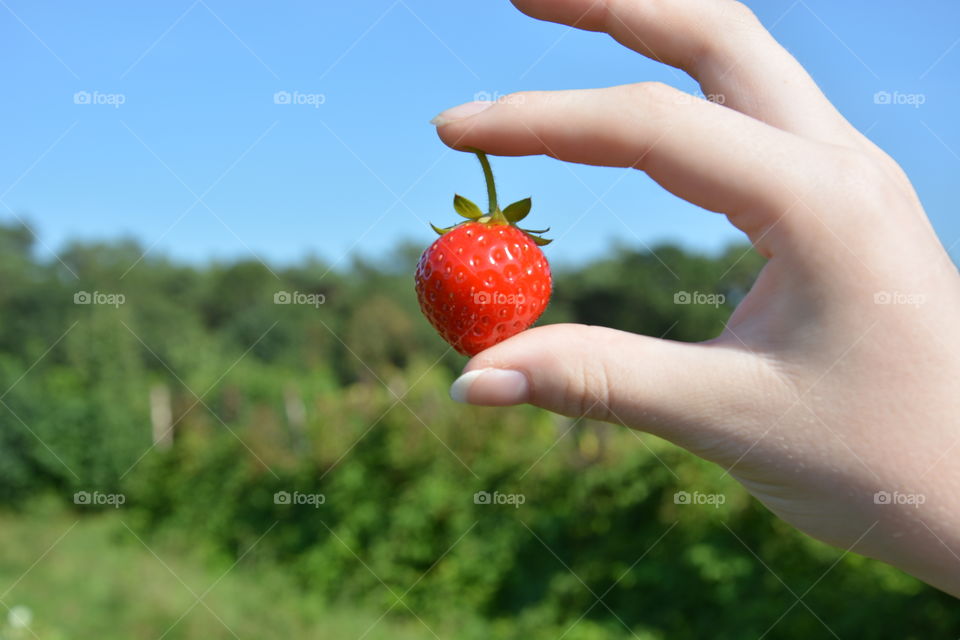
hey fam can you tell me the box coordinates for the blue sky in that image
[2,0,959,270]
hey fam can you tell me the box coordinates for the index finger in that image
[434,83,846,261]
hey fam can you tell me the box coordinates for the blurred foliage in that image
[0,500,445,639]
[0,220,955,638]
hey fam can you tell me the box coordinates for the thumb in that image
[449,323,776,451]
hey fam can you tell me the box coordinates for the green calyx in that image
[430,150,552,246]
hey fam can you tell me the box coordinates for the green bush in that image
[0,220,955,637]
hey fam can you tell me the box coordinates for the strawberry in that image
[415,151,552,356]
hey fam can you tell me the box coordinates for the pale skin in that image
[432,0,960,597]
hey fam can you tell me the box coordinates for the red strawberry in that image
[415,151,552,356]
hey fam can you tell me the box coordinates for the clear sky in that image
[2,0,958,270]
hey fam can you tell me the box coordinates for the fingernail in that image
[449,368,530,405]
[430,101,494,126]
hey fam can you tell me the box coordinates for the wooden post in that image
[150,384,173,450]
[284,385,308,454]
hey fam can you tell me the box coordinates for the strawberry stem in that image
[474,151,499,214]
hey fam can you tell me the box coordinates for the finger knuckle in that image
[625,81,678,105]
[566,329,614,420]
[504,90,537,106]
[720,0,761,30]
[873,151,917,198]
[830,150,897,206]
[621,82,686,121]
[797,149,912,234]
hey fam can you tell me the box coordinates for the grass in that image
[0,499,441,640]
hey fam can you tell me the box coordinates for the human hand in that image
[432,0,960,596]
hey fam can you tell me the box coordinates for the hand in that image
[432,0,960,597]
